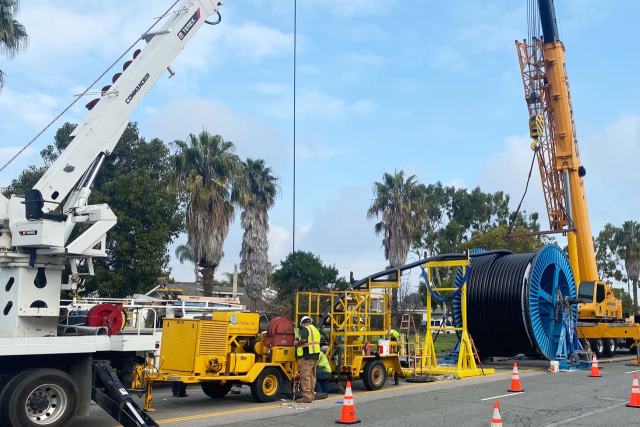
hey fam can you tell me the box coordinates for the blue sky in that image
[1,0,638,286]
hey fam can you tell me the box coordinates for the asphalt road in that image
[73,353,640,427]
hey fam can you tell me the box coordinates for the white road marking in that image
[624,369,640,373]
[540,402,627,426]
[480,392,524,401]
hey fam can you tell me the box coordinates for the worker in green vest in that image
[314,349,344,394]
[295,316,321,403]
[390,329,400,341]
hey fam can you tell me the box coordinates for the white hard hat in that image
[300,316,312,326]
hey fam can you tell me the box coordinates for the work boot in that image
[298,397,313,403]
[336,382,345,394]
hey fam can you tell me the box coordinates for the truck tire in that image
[590,338,605,359]
[250,368,282,403]
[362,360,386,391]
[201,382,234,398]
[603,338,616,357]
[0,368,79,427]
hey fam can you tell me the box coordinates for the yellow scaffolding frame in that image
[416,257,494,378]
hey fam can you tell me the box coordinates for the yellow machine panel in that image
[224,353,255,374]
[211,312,260,335]
[272,347,296,363]
[161,319,199,372]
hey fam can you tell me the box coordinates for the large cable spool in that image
[453,245,576,360]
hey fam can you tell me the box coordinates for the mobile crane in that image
[514,0,639,358]
[0,1,224,426]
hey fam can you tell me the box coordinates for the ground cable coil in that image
[453,245,576,360]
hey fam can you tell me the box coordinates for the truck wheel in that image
[590,338,605,359]
[0,368,79,427]
[201,382,234,398]
[603,338,616,357]
[250,368,282,403]
[362,360,386,391]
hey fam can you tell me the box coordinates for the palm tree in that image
[367,170,427,311]
[175,242,198,283]
[237,158,279,312]
[615,221,640,310]
[0,0,29,91]
[174,131,241,296]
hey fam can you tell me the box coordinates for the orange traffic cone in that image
[589,353,601,377]
[627,374,640,408]
[336,381,361,424]
[490,401,503,427]
[508,363,524,392]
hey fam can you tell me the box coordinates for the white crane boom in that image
[0,0,223,338]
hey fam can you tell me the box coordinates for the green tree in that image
[4,122,183,297]
[367,170,427,311]
[173,131,241,296]
[272,251,348,300]
[595,224,625,288]
[614,221,640,308]
[458,222,545,254]
[612,288,635,317]
[0,0,28,91]
[237,158,279,312]
[175,242,198,283]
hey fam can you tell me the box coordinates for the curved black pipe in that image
[314,250,513,330]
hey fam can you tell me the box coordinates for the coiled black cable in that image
[463,251,538,357]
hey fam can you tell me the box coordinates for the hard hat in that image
[300,316,312,326]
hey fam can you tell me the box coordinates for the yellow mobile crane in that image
[513,0,639,358]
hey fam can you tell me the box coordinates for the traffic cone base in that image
[589,353,602,377]
[627,374,640,408]
[336,381,361,424]
[490,400,503,427]
[508,363,524,392]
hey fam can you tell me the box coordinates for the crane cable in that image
[0,0,193,175]
[505,150,537,237]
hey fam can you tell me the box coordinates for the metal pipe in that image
[58,324,108,336]
[85,153,106,189]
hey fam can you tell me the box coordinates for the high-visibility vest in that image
[390,329,400,340]
[297,325,321,356]
[358,326,366,342]
[317,352,332,373]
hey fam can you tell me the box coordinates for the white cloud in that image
[475,115,640,235]
[257,90,375,122]
[147,98,288,169]
[268,222,292,263]
[298,186,387,278]
[254,83,290,95]
[0,87,59,128]
[431,45,467,72]
[476,135,546,216]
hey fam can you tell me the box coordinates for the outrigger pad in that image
[404,376,435,383]
[92,360,159,427]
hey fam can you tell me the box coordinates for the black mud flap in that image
[92,360,159,427]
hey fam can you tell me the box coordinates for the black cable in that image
[290,0,297,320]
[204,12,222,25]
[506,150,538,237]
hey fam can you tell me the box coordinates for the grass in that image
[432,333,458,353]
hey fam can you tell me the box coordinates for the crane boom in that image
[516,0,598,284]
[0,0,223,339]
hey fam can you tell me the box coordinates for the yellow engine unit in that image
[141,313,298,410]
[161,313,263,375]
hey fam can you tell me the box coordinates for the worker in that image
[171,382,187,398]
[315,349,344,394]
[295,316,321,403]
[390,329,400,341]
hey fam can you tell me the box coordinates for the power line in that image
[291,0,297,319]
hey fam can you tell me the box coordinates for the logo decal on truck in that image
[177,9,200,40]
[18,230,37,236]
[125,73,150,104]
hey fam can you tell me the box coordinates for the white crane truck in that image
[0,1,223,426]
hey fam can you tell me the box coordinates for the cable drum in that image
[453,245,576,360]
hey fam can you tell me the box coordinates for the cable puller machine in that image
[0,1,224,426]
